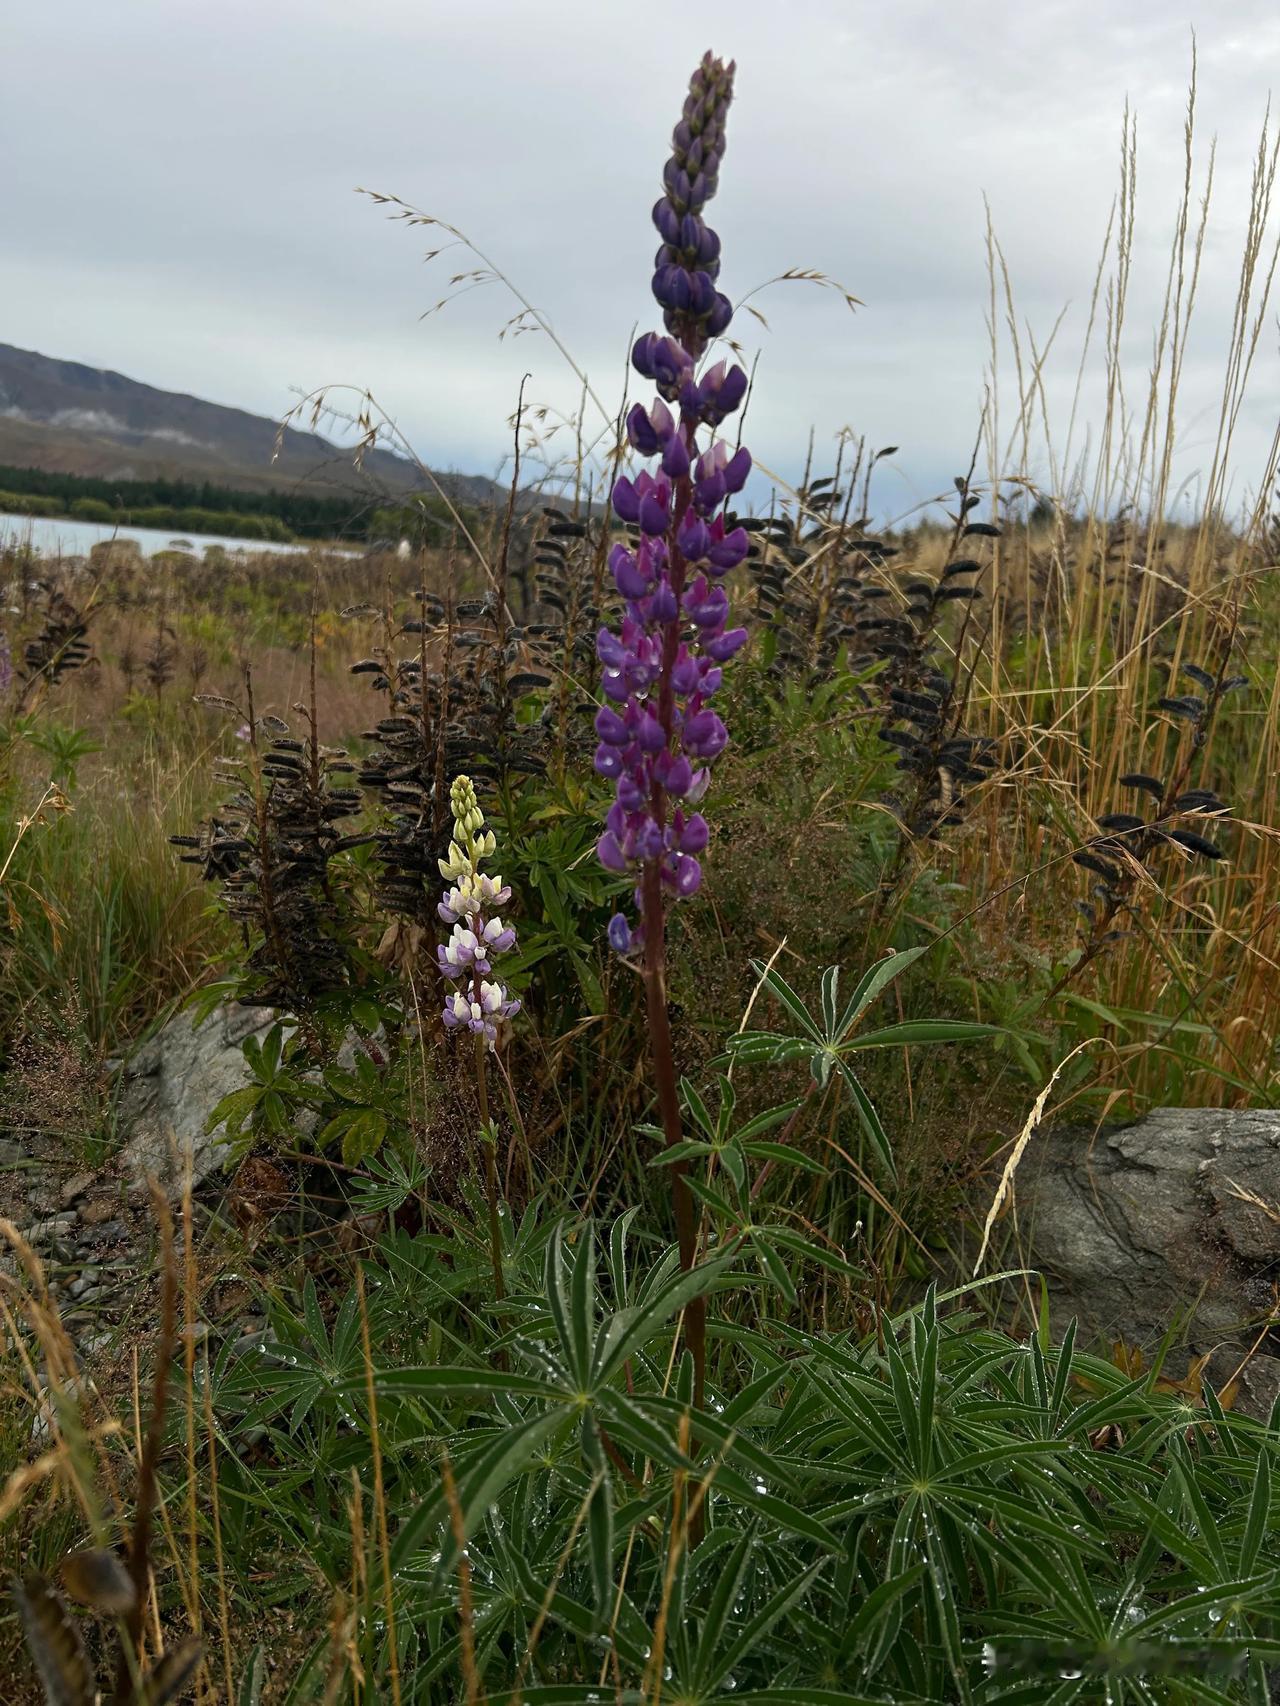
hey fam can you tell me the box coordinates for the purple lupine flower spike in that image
[596,52,751,955]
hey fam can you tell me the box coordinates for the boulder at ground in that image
[116,1004,275,1194]
[1020,1108,1280,1416]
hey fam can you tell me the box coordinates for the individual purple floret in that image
[595,51,751,956]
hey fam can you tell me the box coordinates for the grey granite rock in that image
[115,1004,276,1195]
[113,1003,364,1196]
[1020,1108,1280,1416]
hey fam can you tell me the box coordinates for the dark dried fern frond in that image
[866,476,1002,848]
[1055,653,1244,999]
[16,580,94,712]
[173,676,362,1011]
[347,493,614,944]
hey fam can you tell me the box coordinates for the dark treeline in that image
[0,462,472,544]
[0,462,361,536]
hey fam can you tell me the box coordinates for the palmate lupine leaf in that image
[756,963,828,1040]
[835,945,929,1033]
[1237,1447,1272,1576]
[753,1236,798,1304]
[845,1019,999,1048]
[728,1694,915,1705]
[696,1559,829,1696]
[388,1408,569,1575]
[370,1365,562,1401]
[1125,1573,1280,1642]
[637,1395,802,1499]
[501,1691,647,1705]
[838,1060,895,1177]
[720,1362,795,1429]
[725,1032,816,1066]
[593,1387,698,1473]
[689,1525,757,1691]
[584,1469,613,1622]
[764,1225,865,1281]
[819,962,842,1035]
[840,1563,930,1652]
[710,1469,842,1550]
[741,1139,827,1174]
[647,1137,719,1167]
[543,1218,592,1389]
[370,1222,754,1582]
[679,1072,721,1139]
[506,1547,654,1669]
[736,1099,806,1140]
[650,1083,808,1208]
[725,954,1000,1180]
[591,1251,745,1386]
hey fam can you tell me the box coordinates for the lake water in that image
[0,511,337,560]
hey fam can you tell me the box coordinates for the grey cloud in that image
[3,0,1279,511]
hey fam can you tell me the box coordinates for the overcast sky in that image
[5,1,1280,519]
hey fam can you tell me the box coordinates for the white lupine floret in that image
[457,872,510,911]
[443,926,478,968]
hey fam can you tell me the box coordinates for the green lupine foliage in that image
[202,1214,1280,1704]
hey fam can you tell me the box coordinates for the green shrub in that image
[0,489,60,518]
[69,496,116,524]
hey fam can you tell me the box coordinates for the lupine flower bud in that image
[607,913,633,954]
[661,435,691,480]
[704,293,733,337]
[627,401,668,456]
[611,477,641,525]
[681,709,729,760]
[706,626,749,662]
[594,705,629,745]
[638,488,670,536]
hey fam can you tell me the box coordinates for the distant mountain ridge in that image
[0,343,502,506]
